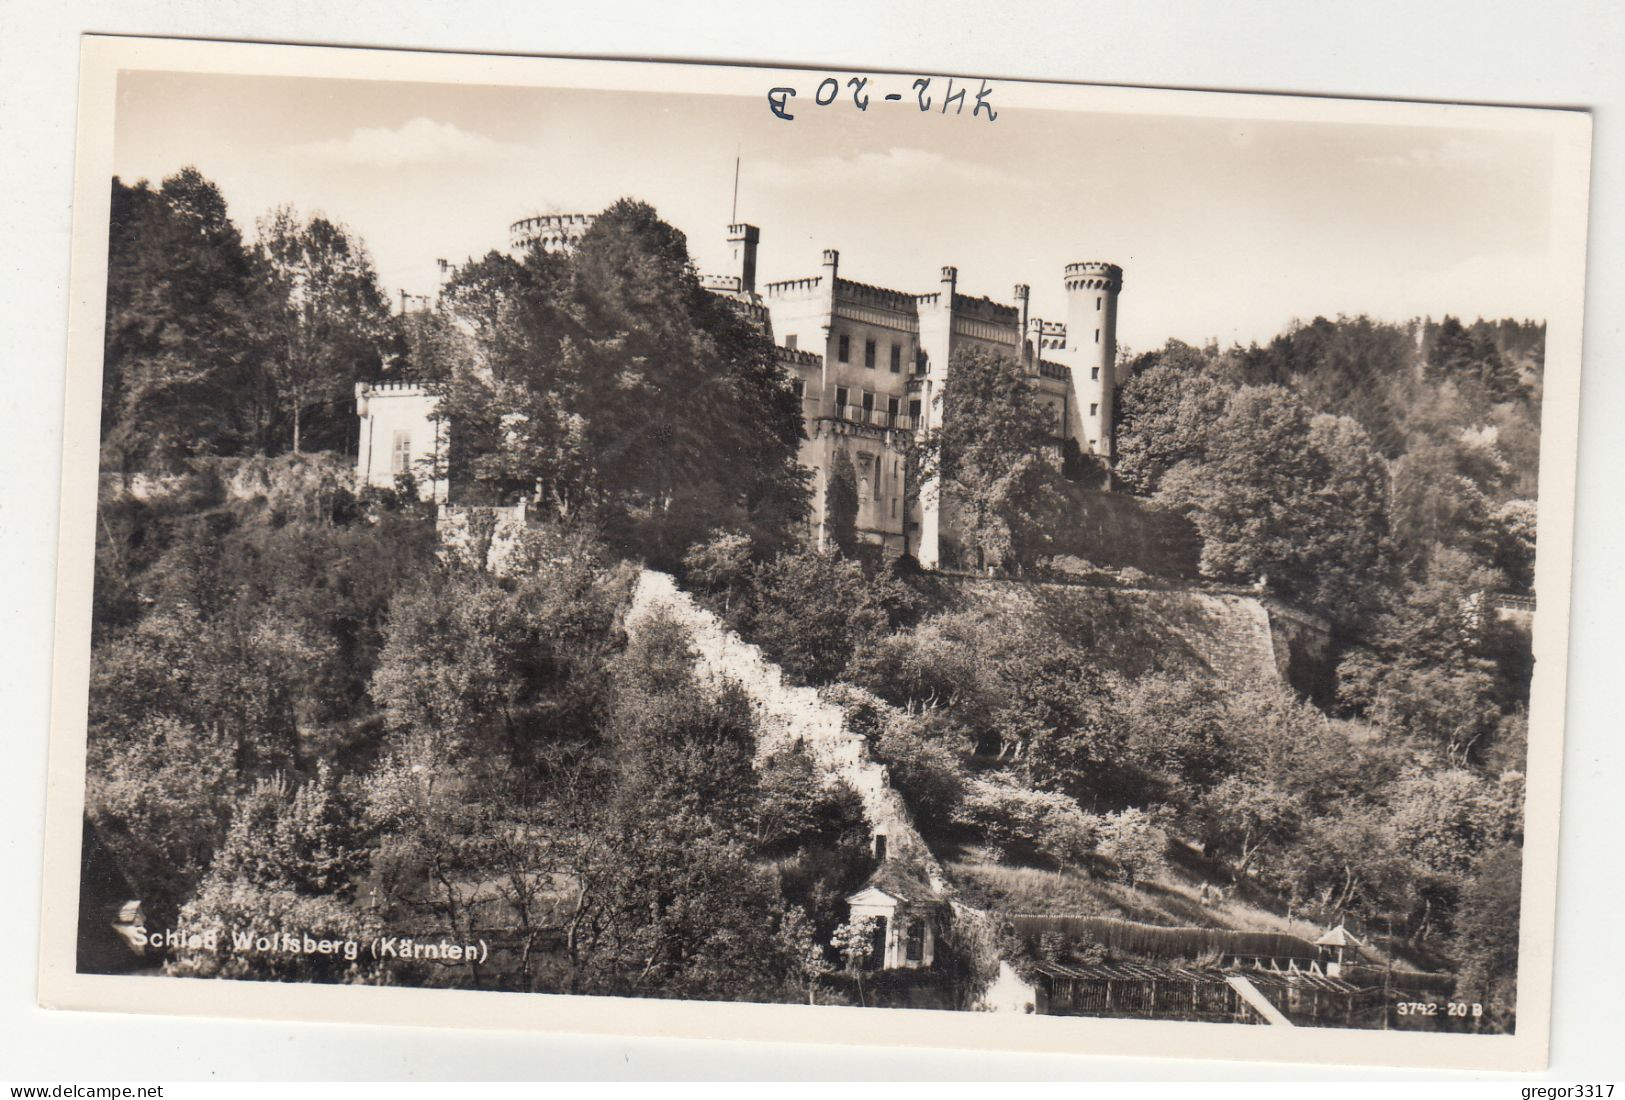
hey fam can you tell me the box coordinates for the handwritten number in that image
[974,79,996,121]
[848,77,870,112]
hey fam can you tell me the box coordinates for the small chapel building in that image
[844,862,945,971]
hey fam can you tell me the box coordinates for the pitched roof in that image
[845,860,942,907]
[1314,923,1364,948]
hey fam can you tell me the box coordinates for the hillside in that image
[930,575,1333,695]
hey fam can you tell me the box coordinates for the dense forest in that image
[87,167,1536,1028]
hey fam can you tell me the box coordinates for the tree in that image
[1154,385,1389,623]
[1296,414,1393,618]
[1450,844,1521,1033]
[1156,385,1320,588]
[1113,344,1230,494]
[778,907,836,1005]
[430,200,808,557]
[1093,807,1169,887]
[1239,315,1416,458]
[870,712,966,836]
[1275,806,1411,923]
[1427,315,1525,405]
[1386,768,1522,937]
[1194,775,1302,883]
[102,170,267,469]
[824,451,861,557]
[732,549,912,685]
[926,345,1072,572]
[90,603,312,780]
[169,766,377,983]
[680,529,754,610]
[257,207,391,454]
[362,732,507,988]
[753,741,868,855]
[369,539,631,773]
[831,915,883,1003]
[605,608,761,834]
[952,773,1098,866]
[83,716,238,931]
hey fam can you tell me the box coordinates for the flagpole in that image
[731,149,741,223]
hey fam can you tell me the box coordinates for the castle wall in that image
[939,576,1306,689]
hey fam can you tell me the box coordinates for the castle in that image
[356,212,1123,569]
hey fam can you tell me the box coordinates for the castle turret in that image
[1064,261,1124,458]
[728,223,760,295]
[1013,284,1032,367]
[510,213,596,255]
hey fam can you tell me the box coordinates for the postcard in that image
[39,34,1592,1071]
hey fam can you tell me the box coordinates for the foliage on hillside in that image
[103,171,391,469]
[87,167,1536,1027]
[414,199,810,566]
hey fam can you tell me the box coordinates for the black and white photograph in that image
[35,34,1592,1072]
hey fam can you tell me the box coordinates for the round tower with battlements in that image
[510,213,596,255]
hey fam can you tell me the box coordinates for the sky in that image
[111,69,1558,352]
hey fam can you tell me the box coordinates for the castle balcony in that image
[833,404,914,432]
[905,375,928,393]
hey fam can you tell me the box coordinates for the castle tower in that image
[728,223,761,295]
[1063,261,1124,458]
[1013,284,1032,368]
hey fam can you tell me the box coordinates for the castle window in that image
[887,396,901,425]
[391,430,411,476]
[1090,403,1099,416]
[1091,366,1100,380]
[909,398,922,421]
[792,378,806,400]
[890,344,902,373]
[838,334,850,363]
[862,390,875,417]
[785,334,797,351]
[864,338,877,369]
[1095,328,1101,344]
[1096,296,1102,310]
[835,386,850,416]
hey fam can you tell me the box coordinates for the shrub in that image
[735,550,913,684]
[1094,807,1171,886]
[754,741,869,855]
[681,529,754,606]
[870,712,966,836]
[952,774,1099,867]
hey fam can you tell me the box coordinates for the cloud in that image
[1356,136,1497,168]
[293,117,530,169]
[747,147,1028,194]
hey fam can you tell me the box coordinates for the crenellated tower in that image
[1063,261,1124,458]
[727,223,761,295]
